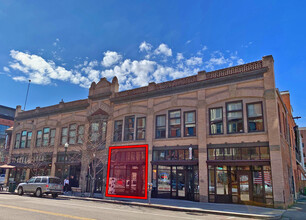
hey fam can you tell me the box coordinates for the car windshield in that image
[49,178,61,184]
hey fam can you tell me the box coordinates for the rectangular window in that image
[278,104,282,134]
[136,117,146,140]
[90,122,99,142]
[210,107,223,135]
[90,121,107,143]
[124,116,135,141]
[61,127,68,145]
[169,110,181,138]
[36,130,42,147]
[113,120,123,142]
[42,128,50,147]
[50,129,56,146]
[247,102,264,132]
[26,132,32,148]
[227,101,244,133]
[14,133,21,149]
[101,121,107,142]
[156,115,166,138]
[20,131,27,148]
[68,124,76,144]
[184,111,196,136]
[77,125,84,144]
[208,149,215,160]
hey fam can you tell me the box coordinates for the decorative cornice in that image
[111,68,268,104]
[206,60,263,80]
[16,99,89,121]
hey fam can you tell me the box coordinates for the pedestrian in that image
[64,177,69,193]
[69,175,76,188]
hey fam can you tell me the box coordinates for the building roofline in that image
[0,105,15,111]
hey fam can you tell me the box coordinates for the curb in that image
[59,195,283,219]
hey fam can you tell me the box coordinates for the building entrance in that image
[153,165,199,201]
[238,171,251,203]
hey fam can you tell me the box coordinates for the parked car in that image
[16,176,62,198]
[0,174,5,184]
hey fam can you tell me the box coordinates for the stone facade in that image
[6,55,299,208]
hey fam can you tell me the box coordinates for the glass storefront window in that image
[264,170,273,198]
[250,147,260,160]
[178,150,184,160]
[231,170,238,195]
[232,148,241,160]
[216,148,224,160]
[208,165,273,206]
[241,148,249,160]
[158,166,171,194]
[224,148,232,160]
[153,148,198,161]
[208,149,215,160]
[216,170,228,195]
[209,168,215,193]
[260,147,270,159]
[253,170,263,197]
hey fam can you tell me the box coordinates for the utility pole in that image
[24,80,31,111]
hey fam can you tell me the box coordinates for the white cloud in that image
[101,59,156,89]
[186,40,192,44]
[202,45,208,51]
[154,43,172,57]
[176,53,184,62]
[237,58,244,65]
[3,66,10,72]
[186,57,202,66]
[205,51,244,70]
[6,42,246,91]
[139,41,152,52]
[9,50,74,85]
[101,51,122,67]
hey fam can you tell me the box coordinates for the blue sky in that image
[0,0,305,126]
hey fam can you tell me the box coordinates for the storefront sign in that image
[189,147,192,160]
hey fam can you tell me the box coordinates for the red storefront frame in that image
[105,144,148,199]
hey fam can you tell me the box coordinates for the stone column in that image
[262,55,287,208]
[80,123,90,192]
[146,98,154,195]
[197,90,208,202]
[50,126,61,176]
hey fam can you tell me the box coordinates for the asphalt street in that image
[0,194,249,220]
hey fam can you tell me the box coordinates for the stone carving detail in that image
[206,60,263,80]
[114,61,263,99]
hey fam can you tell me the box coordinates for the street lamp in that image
[63,142,69,180]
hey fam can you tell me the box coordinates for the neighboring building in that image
[6,55,300,208]
[299,127,306,191]
[0,105,15,173]
[280,91,306,197]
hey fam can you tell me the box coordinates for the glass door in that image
[157,166,171,198]
[238,172,251,202]
[177,169,186,198]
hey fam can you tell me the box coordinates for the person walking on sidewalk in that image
[64,177,69,193]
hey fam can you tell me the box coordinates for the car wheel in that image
[52,193,58,199]
[35,188,42,197]
[18,187,23,196]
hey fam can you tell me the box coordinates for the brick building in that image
[5,55,300,208]
[0,105,15,168]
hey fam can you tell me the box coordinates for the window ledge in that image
[208,131,267,138]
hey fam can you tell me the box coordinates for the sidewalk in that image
[59,194,285,219]
[0,190,285,219]
[281,195,306,220]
